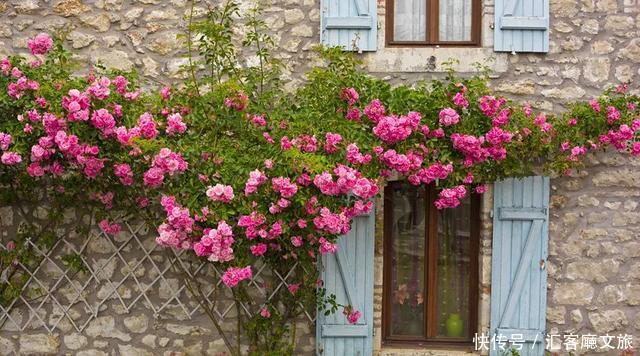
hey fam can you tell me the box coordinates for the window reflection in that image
[389,184,425,336]
[435,195,472,338]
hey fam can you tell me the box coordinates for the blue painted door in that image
[494,0,549,53]
[317,207,375,356]
[490,177,550,356]
[320,0,377,52]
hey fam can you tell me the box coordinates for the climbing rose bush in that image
[1,23,639,355]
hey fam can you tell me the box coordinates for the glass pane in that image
[439,0,472,41]
[394,0,427,41]
[435,194,472,338]
[389,184,426,337]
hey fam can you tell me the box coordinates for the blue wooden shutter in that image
[494,0,549,53]
[320,0,377,52]
[490,177,549,356]
[317,208,374,356]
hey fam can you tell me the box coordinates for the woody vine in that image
[0,1,639,355]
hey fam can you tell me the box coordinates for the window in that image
[382,182,480,346]
[386,0,482,46]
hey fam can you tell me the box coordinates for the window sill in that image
[361,46,508,74]
[385,42,482,48]
[379,344,478,355]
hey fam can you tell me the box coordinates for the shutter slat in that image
[322,325,369,337]
[490,177,550,356]
[521,177,534,339]
[501,17,549,30]
[499,207,547,220]
[325,16,373,29]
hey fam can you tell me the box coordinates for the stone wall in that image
[547,151,640,353]
[0,0,322,90]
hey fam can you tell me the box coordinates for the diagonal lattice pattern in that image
[0,220,314,333]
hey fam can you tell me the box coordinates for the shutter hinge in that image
[351,33,362,53]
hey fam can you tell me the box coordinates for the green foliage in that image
[61,253,88,273]
[502,348,521,356]
[188,0,240,84]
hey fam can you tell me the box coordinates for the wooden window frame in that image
[382,182,480,348]
[385,0,482,47]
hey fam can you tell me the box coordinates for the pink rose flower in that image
[372,112,421,144]
[260,307,271,318]
[288,283,300,295]
[272,177,298,198]
[250,243,268,256]
[114,163,134,186]
[27,33,53,55]
[143,167,165,188]
[206,184,234,203]
[318,237,339,254]
[291,236,303,247]
[340,87,359,105]
[166,113,187,136]
[323,132,343,154]
[0,133,12,151]
[345,107,361,121]
[250,114,267,127]
[435,185,467,209]
[137,112,158,139]
[193,221,235,262]
[1,152,22,165]
[224,91,249,111]
[221,266,252,288]
[438,108,460,126]
[363,99,385,123]
[99,219,122,236]
[343,307,361,324]
[160,86,171,100]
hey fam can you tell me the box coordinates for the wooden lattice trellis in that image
[0,220,314,333]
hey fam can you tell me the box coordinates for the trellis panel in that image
[0,220,313,333]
